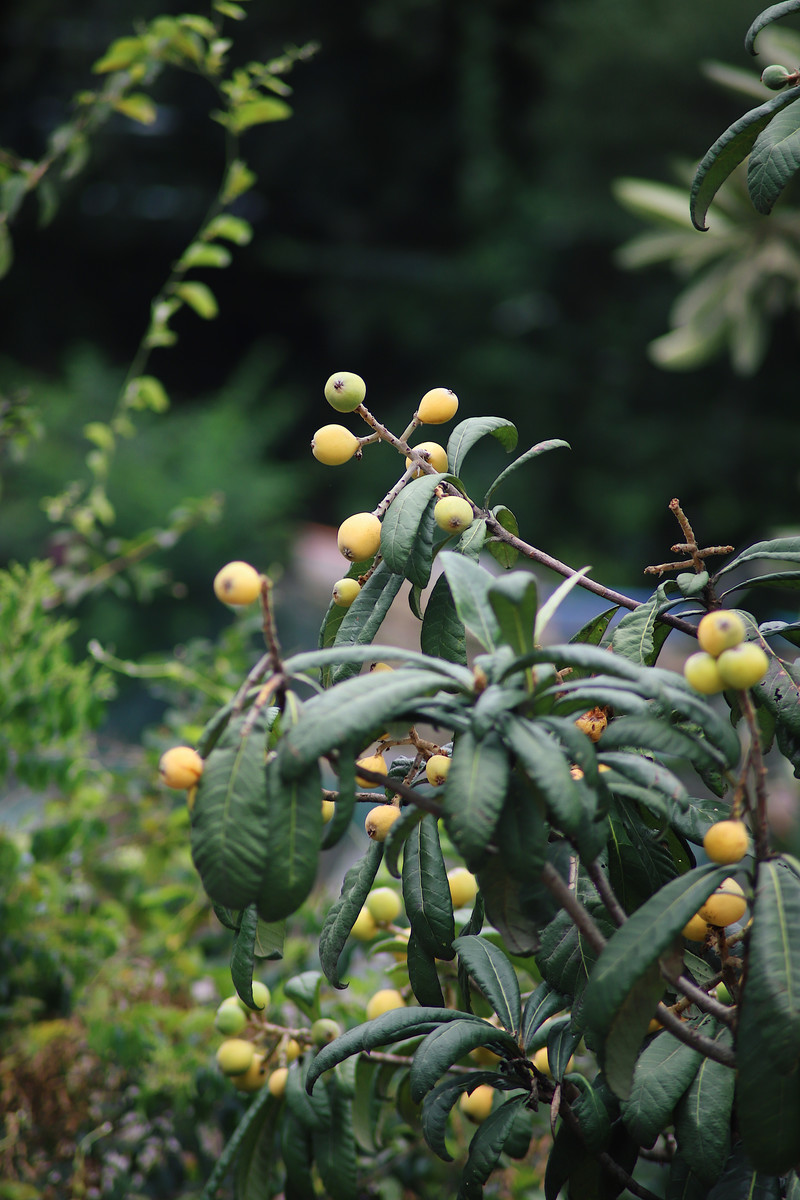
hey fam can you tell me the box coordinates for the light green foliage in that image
[0,560,113,785]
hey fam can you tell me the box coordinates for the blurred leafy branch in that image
[614,23,800,376]
[0,0,316,605]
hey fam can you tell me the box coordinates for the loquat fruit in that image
[267,1066,289,1097]
[216,1038,255,1076]
[447,866,478,909]
[682,913,710,941]
[699,877,747,927]
[351,906,379,940]
[233,1052,267,1092]
[213,560,262,606]
[684,651,726,695]
[324,371,366,413]
[366,988,406,1021]
[159,745,204,789]
[332,577,361,607]
[459,1085,494,1124]
[434,496,474,534]
[365,804,402,841]
[312,424,360,466]
[703,819,749,865]
[716,643,769,690]
[337,512,382,562]
[365,886,402,925]
[405,441,448,477]
[425,754,451,786]
[697,610,745,657]
[574,707,607,742]
[356,752,388,788]
[417,387,459,424]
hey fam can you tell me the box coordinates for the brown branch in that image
[339,762,445,820]
[740,690,770,861]
[539,862,607,956]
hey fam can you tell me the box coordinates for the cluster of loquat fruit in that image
[683,609,768,695]
[212,982,311,1097]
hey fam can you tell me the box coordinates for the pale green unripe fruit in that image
[312,424,360,466]
[250,981,270,1010]
[213,561,262,606]
[697,610,745,657]
[351,906,378,940]
[425,754,451,786]
[716,643,769,690]
[684,651,725,695]
[337,512,382,561]
[405,441,448,476]
[332,578,361,607]
[311,1017,342,1046]
[215,998,247,1035]
[417,387,459,424]
[366,988,406,1021]
[325,371,366,412]
[365,804,402,841]
[762,63,792,89]
[216,1038,255,1075]
[434,496,474,534]
[268,1066,289,1097]
[447,866,478,908]
[715,982,734,1005]
[365,886,402,924]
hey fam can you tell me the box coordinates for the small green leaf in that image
[229,97,292,132]
[179,242,232,269]
[422,1072,515,1162]
[284,971,323,1020]
[125,375,169,412]
[487,572,538,658]
[328,562,405,684]
[112,93,157,125]
[504,716,583,836]
[453,935,521,1036]
[407,930,445,1007]
[222,158,256,204]
[443,729,509,868]
[203,213,253,244]
[93,36,145,73]
[486,506,519,568]
[231,904,259,1007]
[446,417,518,478]
[611,581,679,665]
[175,280,219,319]
[621,1026,704,1146]
[319,842,383,988]
[690,86,800,230]
[483,438,570,506]
[748,100,800,214]
[458,1095,528,1200]
[521,981,567,1053]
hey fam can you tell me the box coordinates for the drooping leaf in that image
[457,1094,529,1200]
[674,1022,735,1184]
[421,1071,516,1162]
[715,536,800,576]
[319,842,383,988]
[199,1085,275,1200]
[281,1112,316,1200]
[621,1026,705,1147]
[706,1144,783,1200]
[748,101,800,214]
[492,770,549,884]
[284,971,323,1021]
[736,1061,800,1176]
[322,743,356,851]
[384,803,427,879]
[666,1155,710,1200]
[409,1019,521,1105]
[421,572,467,664]
[453,935,521,1036]
[306,1007,485,1093]
[233,1093,279,1200]
[483,438,570,506]
[690,87,800,230]
[190,709,271,910]
[407,930,445,1007]
[231,904,259,1007]
[439,552,500,650]
[286,1055,332,1132]
[570,605,620,647]
[256,755,322,921]
[521,981,567,1053]
[504,716,583,836]
[598,713,736,773]
[402,815,456,960]
[745,2,800,54]
[569,1075,617,1154]
[477,855,552,956]
[446,416,518,478]
[311,1078,358,1200]
[443,728,510,868]
[281,667,456,778]
[582,863,730,1040]
[380,473,445,586]
[602,960,666,1100]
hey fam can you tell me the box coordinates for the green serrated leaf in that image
[621,1026,704,1146]
[582,863,730,1040]
[421,572,467,665]
[611,582,679,665]
[748,100,800,214]
[453,935,521,1036]
[443,728,509,869]
[477,855,551,957]
[190,709,271,910]
[674,1021,735,1184]
[439,552,500,651]
[319,842,383,988]
[255,755,322,921]
[707,1144,783,1199]
[402,815,456,960]
[690,86,800,230]
[483,438,570,506]
[409,1019,520,1104]
[446,417,518,479]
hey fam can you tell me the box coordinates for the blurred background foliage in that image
[3,0,797,635]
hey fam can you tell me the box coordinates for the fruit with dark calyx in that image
[324,371,366,412]
[213,561,262,606]
[697,610,745,656]
[312,424,360,465]
[417,387,459,424]
[365,805,402,841]
[311,1018,342,1046]
[434,496,473,533]
[425,754,451,786]
[405,441,448,476]
[332,578,361,607]
[337,512,382,561]
[159,746,203,789]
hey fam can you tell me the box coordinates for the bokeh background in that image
[1,0,796,672]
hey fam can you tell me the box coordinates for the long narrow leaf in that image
[483,439,570,506]
[453,935,521,1036]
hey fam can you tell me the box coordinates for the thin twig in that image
[740,690,770,861]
